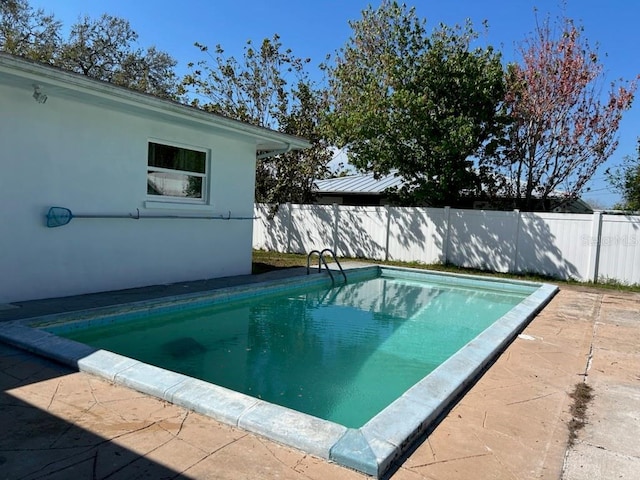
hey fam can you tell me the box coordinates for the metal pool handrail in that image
[306,248,347,283]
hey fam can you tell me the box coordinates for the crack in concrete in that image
[583,441,607,450]
[177,434,249,479]
[16,418,163,479]
[154,411,213,456]
[49,392,100,449]
[582,441,640,461]
[1,368,26,382]
[256,436,315,479]
[87,384,144,424]
[476,380,539,393]
[92,449,98,480]
[506,391,559,406]
[101,422,178,480]
[87,378,106,411]
[0,400,39,409]
[15,447,97,480]
[410,452,492,468]
[0,445,101,453]
[560,293,602,479]
[490,450,520,480]
[6,362,59,385]
[46,379,61,410]
[581,294,602,381]
[156,411,188,434]
[48,417,79,449]
[108,420,158,442]
[398,464,438,480]
[292,454,310,475]
[176,411,188,437]
[426,437,436,460]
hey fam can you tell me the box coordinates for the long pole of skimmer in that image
[45,206,255,228]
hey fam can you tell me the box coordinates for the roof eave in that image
[0,52,311,152]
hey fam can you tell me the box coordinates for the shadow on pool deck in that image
[1,269,639,479]
[0,267,312,322]
[0,343,196,479]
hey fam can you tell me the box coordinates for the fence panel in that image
[387,207,445,264]
[288,204,335,254]
[517,213,593,280]
[447,209,518,272]
[336,206,388,259]
[252,203,289,252]
[253,204,640,285]
[597,215,640,284]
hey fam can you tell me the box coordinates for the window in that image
[147,142,207,202]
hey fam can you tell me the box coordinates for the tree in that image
[1,1,179,99]
[488,14,637,210]
[607,139,640,211]
[57,14,179,99]
[327,1,505,206]
[183,35,332,204]
[0,0,60,62]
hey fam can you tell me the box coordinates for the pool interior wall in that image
[0,265,558,478]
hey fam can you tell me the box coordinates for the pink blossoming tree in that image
[487,13,638,210]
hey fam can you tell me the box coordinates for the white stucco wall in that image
[0,81,257,303]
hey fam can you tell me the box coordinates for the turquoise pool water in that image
[56,271,534,428]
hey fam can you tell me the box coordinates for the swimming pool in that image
[0,265,557,477]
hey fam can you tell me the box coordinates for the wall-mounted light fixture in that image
[32,84,47,104]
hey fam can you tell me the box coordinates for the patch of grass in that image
[378,260,563,283]
[252,250,308,274]
[593,276,640,291]
[567,382,594,446]
[251,250,640,292]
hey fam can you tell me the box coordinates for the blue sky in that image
[30,0,640,207]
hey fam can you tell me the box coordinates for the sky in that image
[29,0,640,208]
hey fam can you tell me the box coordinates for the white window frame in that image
[146,139,210,205]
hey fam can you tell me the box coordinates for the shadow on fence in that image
[335,207,386,260]
[254,204,640,284]
[516,214,582,279]
[388,208,432,257]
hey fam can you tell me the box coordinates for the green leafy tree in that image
[183,35,332,204]
[57,14,179,99]
[607,139,640,211]
[0,0,60,62]
[327,1,505,206]
[488,13,637,210]
[1,1,179,99]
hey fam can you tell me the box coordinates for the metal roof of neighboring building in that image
[315,171,405,194]
[314,170,592,213]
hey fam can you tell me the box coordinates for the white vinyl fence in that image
[253,203,640,285]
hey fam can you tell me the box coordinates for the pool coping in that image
[0,265,558,478]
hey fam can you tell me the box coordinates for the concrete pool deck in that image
[1,268,639,479]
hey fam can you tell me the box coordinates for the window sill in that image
[144,200,213,212]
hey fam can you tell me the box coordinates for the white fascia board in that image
[0,53,310,152]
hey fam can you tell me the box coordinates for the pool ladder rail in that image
[306,248,347,284]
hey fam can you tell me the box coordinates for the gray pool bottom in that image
[0,266,557,478]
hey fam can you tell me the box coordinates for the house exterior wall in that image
[0,81,257,303]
